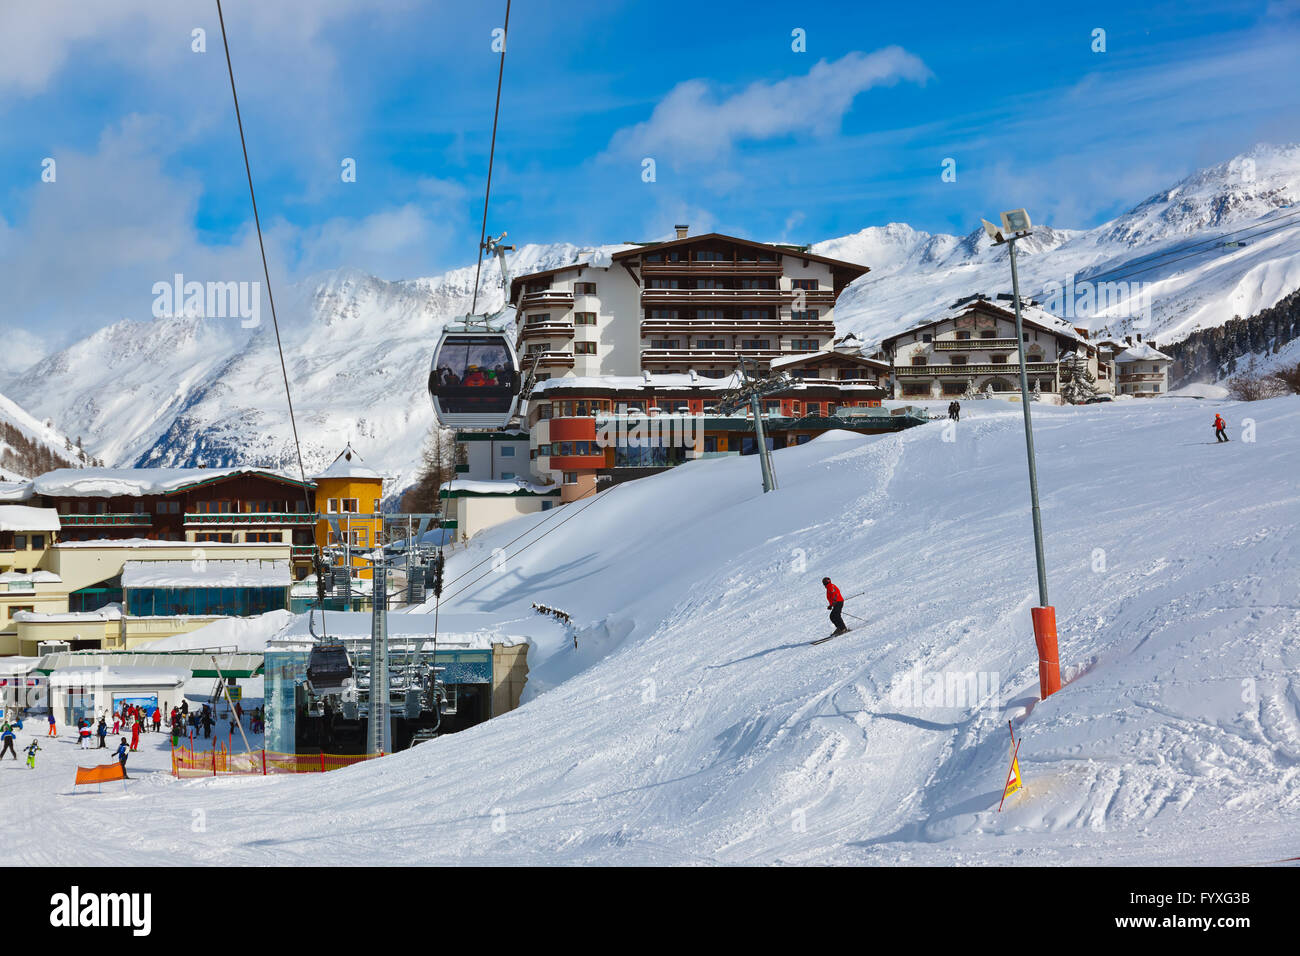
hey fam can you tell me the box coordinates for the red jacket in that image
[1214,415,1225,429]
[825,581,843,604]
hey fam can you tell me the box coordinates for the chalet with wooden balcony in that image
[879,294,1100,401]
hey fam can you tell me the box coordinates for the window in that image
[527,344,548,355]
[563,472,579,485]
[741,308,773,320]
[741,339,771,350]
[373,499,381,514]
[647,309,677,319]
[9,605,34,617]
[648,278,679,289]
[246,532,280,543]
[990,354,1007,364]
[340,498,360,513]
[790,339,819,351]
[922,333,933,343]
[980,329,996,338]
[763,400,781,414]
[500,472,515,480]
[956,330,971,340]
[650,339,680,349]
[790,278,819,290]
[525,313,552,325]
[327,498,339,513]
[575,282,597,295]
[698,369,728,378]
[574,312,597,325]
[739,278,774,290]
[791,310,820,321]
[535,403,552,420]
[30,535,45,551]
[14,535,27,550]
[500,446,515,457]
[194,532,234,543]
[696,279,726,289]
[902,383,930,396]
[697,309,724,320]
[574,342,597,355]
[695,339,726,349]
[695,250,726,261]
[911,357,927,366]
[949,356,967,366]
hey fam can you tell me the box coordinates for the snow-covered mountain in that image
[0,389,87,481]
[2,242,619,488]
[4,144,1299,480]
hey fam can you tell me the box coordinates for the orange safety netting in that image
[171,744,382,778]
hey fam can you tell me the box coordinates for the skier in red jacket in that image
[822,577,848,635]
[1214,413,1229,442]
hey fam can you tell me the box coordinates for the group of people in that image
[1,719,43,769]
[947,400,962,421]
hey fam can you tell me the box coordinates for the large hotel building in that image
[440,228,922,537]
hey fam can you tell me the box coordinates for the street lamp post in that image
[983,209,1060,700]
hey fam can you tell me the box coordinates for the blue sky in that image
[1,0,1298,350]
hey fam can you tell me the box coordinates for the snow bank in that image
[121,559,291,589]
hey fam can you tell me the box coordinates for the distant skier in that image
[0,724,16,760]
[24,740,40,769]
[47,713,56,737]
[97,716,108,748]
[115,738,130,778]
[1214,413,1229,443]
[130,718,141,752]
[822,577,849,636]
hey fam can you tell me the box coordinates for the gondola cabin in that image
[429,328,522,429]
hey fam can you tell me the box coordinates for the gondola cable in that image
[214,0,326,635]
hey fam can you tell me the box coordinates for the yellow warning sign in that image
[999,722,1023,812]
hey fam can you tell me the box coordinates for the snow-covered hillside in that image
[7,394,1297,865]
[0,390,87,481]
[4,145,1299,482]
[823,143,1300,348]
[1,243,624,488]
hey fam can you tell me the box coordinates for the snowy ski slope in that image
[3,395,1297,865]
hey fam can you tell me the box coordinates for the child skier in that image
[47,713,56,737]
[1214,413,1229,442]
[23,739,40,769]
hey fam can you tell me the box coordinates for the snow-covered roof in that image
[311,443,383,481]
[0,480,33,502]
[0,505,61,533]
[13,604,122,623]
[0,569,62,586]
[55,538,290,550]
[121,559,292,589]
[440,478,559,497]
[48,667,187,688]
[887,295,1085,345]
[769,349,890,370]
[1114,342,1173,362]
[31,466,311,499]
[531,373,744,393]
[276,609,526,649]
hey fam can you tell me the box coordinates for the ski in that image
[811,629,852,646]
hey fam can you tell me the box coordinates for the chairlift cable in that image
[470,0,512,316]
[215,0,324,631]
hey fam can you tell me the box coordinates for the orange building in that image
[312,444,385,577]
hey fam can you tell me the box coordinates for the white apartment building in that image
[1112,341,1174,396]
[509,227,870,383]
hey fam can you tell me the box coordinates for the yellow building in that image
[312,444,385,578]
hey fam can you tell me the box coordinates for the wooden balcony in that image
[895,362,1058,377]
[519,320,576,341]
[932,338,1020,350]
[184,512,316,525]
[520,290,575,309]
[639,259,783,275]
[642,288,810,306]
[641,319,835,336]
[641,348,783,365]
[527,351,576,369]
[59,513,153,527]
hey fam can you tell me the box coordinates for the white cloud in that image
[605,48,930,165]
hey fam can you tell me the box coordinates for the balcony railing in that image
[640,319,834,336]
[184,512,316,525]
[59,513,153,526]
[641,288,835,305]
[895,362,1058,377]
[639,259,783,274]
[526,351,576,368]
[520,290,574,308]
[932,338,1020,350]
[519,321,576,340]
[641,348,800,364]
[1118,373,1166,382]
